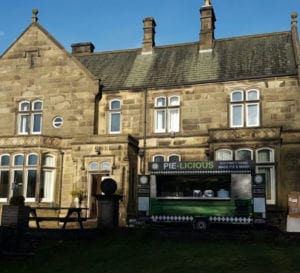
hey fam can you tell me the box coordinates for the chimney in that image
[199,0,216,52]
[142,17,156,54]
[71,42,95,54]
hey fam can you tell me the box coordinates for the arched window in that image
[89,162,99,171]
[256,148,276,205]
[168,154,180,162]
[14,154,24,166]
[153,155,164,162]
[18,99,43,134]
[40,154,55,202]
[256,148,274,163]
[100,161,111,171]
[230,89,260,128]
[0,155,10,200]
[1,155,10,166]
[215,149,233,161]
[246,89,259,101]
[235,149,253,160]
[25,153,38,200]
[154,96,180,133]
[109,99,121,134]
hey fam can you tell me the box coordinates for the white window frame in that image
[109,99,121,134]
[215,149,233,161]
[246,89,260,101]
[230,104,244,128]
[235,149,253,161]
[32,100,43,134]
[154,96,180,133]
[17,100,43,135]
[256,148,276,205]
[154,96,167,133]
[11,154,24,198]
[230,90,260,128]
[100,161,111,172]
[153,155,165,162]
[168,96,180,106]
[246,103,260,127]
[24,153,38,202]
[0,154,10,202]
[256,148,275,163]
[89,162,100,171]
[52,117,64,128]
[155,109,166,133]
[231,90,244,102]
[40,154,55,203]
[256,165,276,205]
[168,154,181,162]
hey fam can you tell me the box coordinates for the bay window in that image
[215,147,276,204]
[0,153,56,203]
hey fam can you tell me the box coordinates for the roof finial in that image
[32,8,38,23]
[291,12,298,27]
[204,0,212,6]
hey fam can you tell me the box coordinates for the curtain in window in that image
[40,170,53,202]
[19,115,30,133]
[155,110,166,131]
[257,150,271,162]
[246,104,258,126]
[216,150,233,160]
[168,109,179,132]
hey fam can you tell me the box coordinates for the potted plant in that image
[1,195,31,229]
[71,188,86,208]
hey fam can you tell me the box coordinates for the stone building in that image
[0,1,299,228]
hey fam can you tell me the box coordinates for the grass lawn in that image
[0,228,300,273]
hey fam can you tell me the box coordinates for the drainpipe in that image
[141,88,148,174]
[58,150,64,207]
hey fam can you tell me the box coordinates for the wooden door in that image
[90,174,102,218]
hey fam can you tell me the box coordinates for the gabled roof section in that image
[1,22,63,59]
[0,12,98,82]
[76,31,297,91]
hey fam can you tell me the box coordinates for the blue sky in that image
[0,0,298,54]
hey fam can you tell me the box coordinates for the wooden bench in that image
[29,207,88,229]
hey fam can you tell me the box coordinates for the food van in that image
[137,161,266,230]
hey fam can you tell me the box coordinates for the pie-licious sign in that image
[149,161,255,172]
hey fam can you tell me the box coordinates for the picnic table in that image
[29,207,88,229]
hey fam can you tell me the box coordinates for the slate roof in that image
[75,31,297,91]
